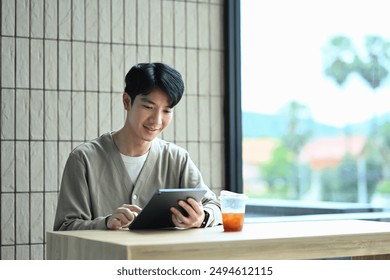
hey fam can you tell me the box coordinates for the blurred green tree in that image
[260,102,311,199]
[323,36,390,89]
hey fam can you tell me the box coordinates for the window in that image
[237,0,390,219]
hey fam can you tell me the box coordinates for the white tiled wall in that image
[0,0,225,260]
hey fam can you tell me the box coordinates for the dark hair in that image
[124,63,184,108]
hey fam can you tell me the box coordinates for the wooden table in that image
[46,220,390,260]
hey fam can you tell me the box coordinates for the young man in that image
[53,63,222,230]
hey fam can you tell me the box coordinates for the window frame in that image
[224,0,243,193]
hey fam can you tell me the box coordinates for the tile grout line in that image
[0,0,3,260]
[208,0,212,186]
[13,0,17,260]
[184,0,189,147]
[70,0,74,148]
[0,34,222,50]
[97,0,100,136]
[84,0,87,142]
[42,0,47,260]
[122,0,126,128]
[110,0,113,133]
[55,0,60,208]
[28,0,32,260]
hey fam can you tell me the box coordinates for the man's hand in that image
[170,198,205,228]
[107,204,142,230]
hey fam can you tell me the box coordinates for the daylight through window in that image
[241,0,390,219]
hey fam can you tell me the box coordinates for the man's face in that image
[124,89,173,142]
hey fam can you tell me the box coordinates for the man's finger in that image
[117,207,134,221]
[186,198,203,215]
[129,205,142,213]
[178,200,197,216]
[110,217,122,230]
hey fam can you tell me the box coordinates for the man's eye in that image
[143,105,153,110]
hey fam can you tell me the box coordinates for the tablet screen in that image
[128,188,207,230]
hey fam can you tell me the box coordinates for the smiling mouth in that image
[144,126,160,132]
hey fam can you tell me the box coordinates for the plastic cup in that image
[219,191,247,232]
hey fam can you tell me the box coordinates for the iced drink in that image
[219,191,247,232]
[222,212,245,232]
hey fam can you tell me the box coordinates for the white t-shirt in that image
[120,152,149,186]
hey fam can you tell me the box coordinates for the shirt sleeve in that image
[53,152,108,231]
[180,153,223,227]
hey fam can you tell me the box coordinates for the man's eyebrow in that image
[140,96,172,108]
[140,96,156,104]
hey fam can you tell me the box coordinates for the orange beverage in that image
[222,212,245,232]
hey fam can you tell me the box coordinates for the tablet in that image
[128,188,207,230]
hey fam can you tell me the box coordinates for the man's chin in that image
[142,134,159,142]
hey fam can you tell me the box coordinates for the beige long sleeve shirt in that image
[53,132,222,230]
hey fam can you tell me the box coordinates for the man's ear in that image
[123,93,131,110]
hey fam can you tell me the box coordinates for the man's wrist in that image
[200,210,210,228]
[105,215,111,229]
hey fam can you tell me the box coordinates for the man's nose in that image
[150,111,163,124]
